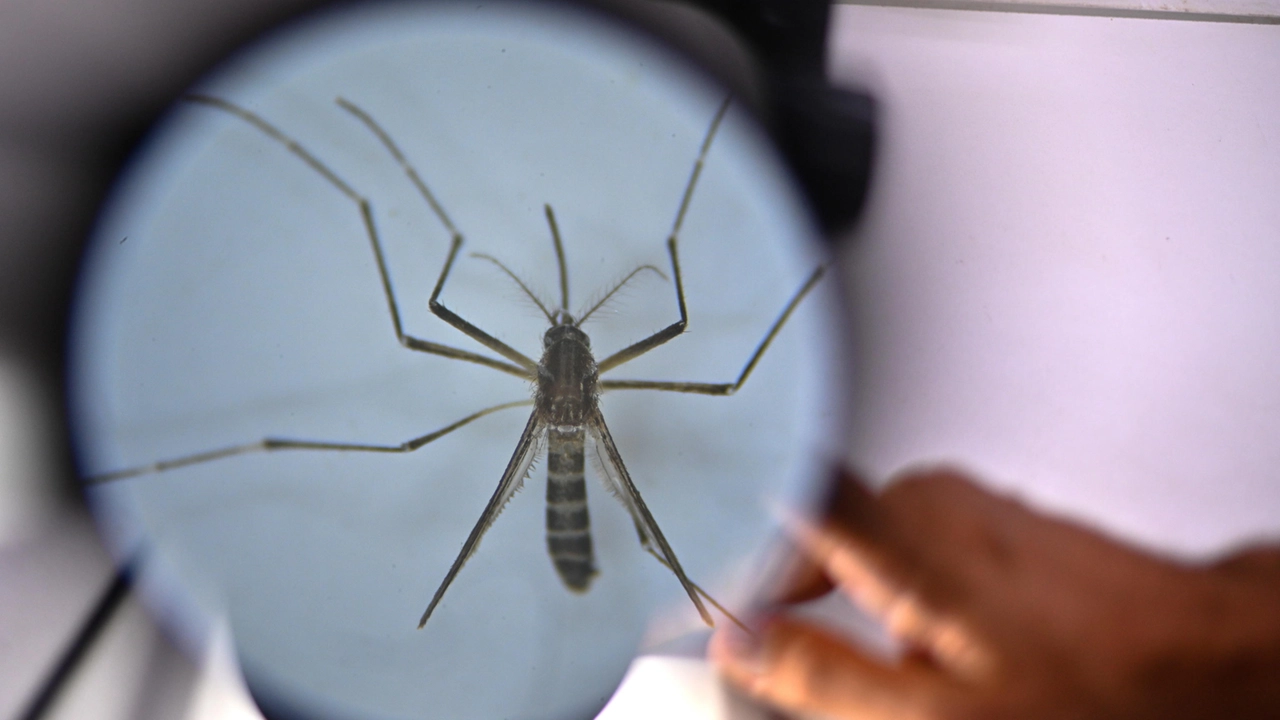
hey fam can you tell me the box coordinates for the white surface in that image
[67,3,835,720]
[184,621,267,720]
[833,5,1280,558]
[597,656,768,720]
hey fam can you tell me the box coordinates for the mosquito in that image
[87,93,825,631]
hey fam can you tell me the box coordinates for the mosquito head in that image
[543,322,590,350]
[551,309,577,327]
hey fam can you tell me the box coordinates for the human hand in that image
[709,466,1280,719]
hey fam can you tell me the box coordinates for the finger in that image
[781,481,997,680]
[779,469,915,621]
[762,537,836,605]
[761,466,881,606]
[1214,544,1280,578]
[819,465,886,541]
[825,465,1031,621]
[811,467,931,609]
[773,467,901,612]
[781,505,903,618]
[710,615,962,720]
[777,557,836,604]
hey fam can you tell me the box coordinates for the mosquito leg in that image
[603,458,749,632]
[185,95,532,380]
[334,98,540,374]
[600,265,825,395]
[596,97,732,373]
[419,411,545,629]
[595,234,688,373]
[333,98,460,243]
[641,547,751,635]
[670,97,732,256]
[86,399,533,484]
[589,410,713,626]
[428,236,540,372]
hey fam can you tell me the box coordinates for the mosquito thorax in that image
[537,320,598,424]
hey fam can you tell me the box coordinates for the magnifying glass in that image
[67,1,848,718]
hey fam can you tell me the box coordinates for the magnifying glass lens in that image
[69,2,841,718]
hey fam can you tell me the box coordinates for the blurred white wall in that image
[832,4,1280,558]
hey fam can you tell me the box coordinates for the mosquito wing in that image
[418,410,546,628]
[587,409,713,626]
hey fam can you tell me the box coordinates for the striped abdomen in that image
[545,426,596,591]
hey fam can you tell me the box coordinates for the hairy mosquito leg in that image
[593,418,752,631]
[420,410,545,629]
[334,98,460,241]
[600,265,825,395]
[595,97,732,373]
[595,237,688,373]
[334,97,540,374]
[186,95,531,380]
[670,96,732,251]
[589,410,713,626]
[87,399,533,485]
[430,237,541,371]
[641,547,751,635]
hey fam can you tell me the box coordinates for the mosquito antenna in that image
[470,253,555,323]
[577,264,667,325]
[544,205,570,312]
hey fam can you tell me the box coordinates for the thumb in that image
[709,615,961,720]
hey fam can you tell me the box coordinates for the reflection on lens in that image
[68,2,841,718]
